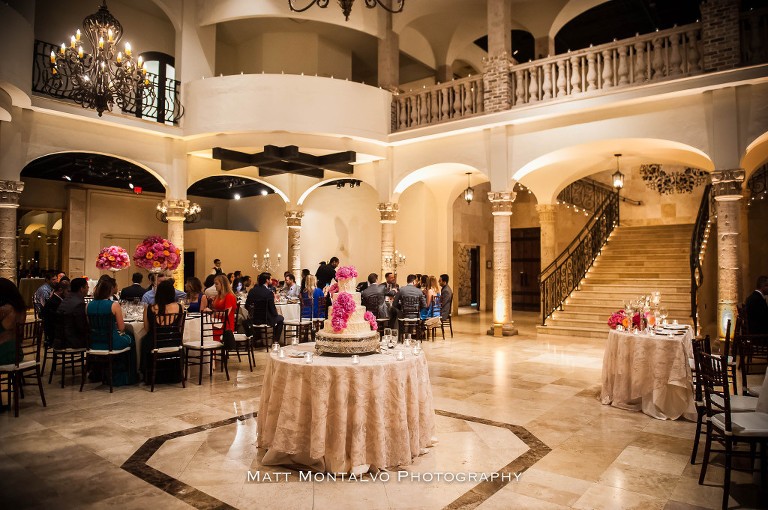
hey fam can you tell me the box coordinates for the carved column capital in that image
[160,198,191,221]
[535,203,557,221]
[488,191,516,215]
[0,180,24,208]
[711,169,745,200]
[378,202,399,223]
[285,209,304,228]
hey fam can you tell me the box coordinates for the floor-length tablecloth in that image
[601,327,695,420]
[276,303,300,322]
[128,316,202,358]
[257,342,435,474]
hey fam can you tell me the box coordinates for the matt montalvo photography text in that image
[246,471,524,483]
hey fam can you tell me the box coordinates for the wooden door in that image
[510,227,541,312]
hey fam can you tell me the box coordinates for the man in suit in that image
[361,273,389,319]
[383,272,399,296]
[120,272,147,301]
[246,273,283,343]
[316,257,339,288]
[439,274,453,319]
[745,275,768,334]
[392,274,427,319]
[55,277,89,350]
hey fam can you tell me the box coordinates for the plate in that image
[286,350,306,358]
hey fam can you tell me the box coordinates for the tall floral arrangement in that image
[335,266,358,280]
[133,235,180,272]
[96,245,130,271]
[331,292,356,332]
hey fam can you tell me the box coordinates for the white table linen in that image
[257,342,435,474]
[128,316,201,357]
[757,367,768,414]
[276,303,300,322]
[601,327,695,420]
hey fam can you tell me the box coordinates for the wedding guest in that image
[316,257,339,288]
[203,274,217,299]
[0,278,27,367]
[284,273,300,299]
[420,276,441,320]
[185,277,207,312]
[142,274,186,305]
[419,274,428,293]
[384,272,399,295]
[301,275,325,319]
[211,258,223,275]
[246,273,283,343]
[208,274,237,341]
[55,278,89,349]
[55,271,67,283]
[439,274,453,319]
[41,280,69,347]
[746,275,768,334]
[87,277,138,386]
[120,272,147,301]
[227,272,234,286]
[140,280,184,379]
[392,274,427,319]
[33,271,56,313]
[361,273,388,318]
[145,272,156,292]
[241,275,252,293]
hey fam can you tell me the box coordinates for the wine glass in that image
[658,306,668,326]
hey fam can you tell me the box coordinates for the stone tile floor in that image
[0,311,766,509]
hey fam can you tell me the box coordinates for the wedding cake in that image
[315,266,380,355]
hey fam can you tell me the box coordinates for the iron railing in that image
[557,177,641,212]
[539,192,620,325]
[690,184,712,334]
[32,40,183,125]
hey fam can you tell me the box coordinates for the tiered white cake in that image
[315,274,380,355]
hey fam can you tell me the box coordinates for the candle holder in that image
[278,348,285,358]
[396,351,405,361]
[253,248,281,272]
[272,342,280,352]
[304,352,313,364]
[351,355,360,365]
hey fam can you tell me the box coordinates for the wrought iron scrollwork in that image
[557,177,641,212]
[690,184,711,333]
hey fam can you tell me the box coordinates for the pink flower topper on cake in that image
[335,266,358,280]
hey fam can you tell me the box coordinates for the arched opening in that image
[472,29,535,63]
[187,175,276,201]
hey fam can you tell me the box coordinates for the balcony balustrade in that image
[392,75,484,131]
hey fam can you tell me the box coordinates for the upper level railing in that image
[392,75,484,130]
[690,183,712,335]
[557,177,642,212]
[32,40,183,125]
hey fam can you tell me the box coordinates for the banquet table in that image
[276,302,300,322]
[257,342,435,474]
[126,314,202,359]
[601,326,695,420]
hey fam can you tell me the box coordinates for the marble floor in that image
[1,311,766,510]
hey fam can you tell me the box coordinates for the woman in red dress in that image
[208,274,236,341]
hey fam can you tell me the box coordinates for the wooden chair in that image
[47,313,87,388]
[361,294,389,338]
[737,332,768,397]
[284,296,314,344]
[312,296,327,333]
[397,296,423,342]
[147,311,186,392]
[247,302,275,351]
[183,309,229,385]
[85,313,131,393]
[698,331,768,509]
[690,335,709,464]
[230,303,254,372]
[0,320,46,417]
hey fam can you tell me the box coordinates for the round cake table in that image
[257,342,436,474]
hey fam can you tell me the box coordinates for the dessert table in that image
[601,326,695,420]
[257,342,435,474]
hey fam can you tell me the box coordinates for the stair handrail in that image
[690,183,711,334]
[557,177,641,212]
[539,191,620,325]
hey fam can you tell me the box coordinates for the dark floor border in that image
[121,410,550,510]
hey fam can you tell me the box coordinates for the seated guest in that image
[0,278,27,367]
[392,274,427,318]
[284,273,300,299]
[240,275,252,293]
[383,272,399,296]
[96,274,119,301]
[745,275,768,334]
[227,272,234,286]
[361,273,388,318]
[207,274,237,342]
[185,277,208,312]
[246,273,283,343]
[142,274,187,305]
[203,274,217,299]
[301,275,325,319]
[300,269,311,294]
[120,272,147,301]
[41,280,69,347]
[33,271,56,313]
[140,280,184,380]
[420,275,441,320]
[55,277,90,350]
[439,274,453,319]
[87,277,138,385]
[145,272,156,292]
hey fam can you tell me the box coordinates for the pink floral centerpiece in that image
[607,310,629,329]
[364,311,378,331]
[331,292,356,332]
[96,246,130,272]
[335,266,358,280]
[133,235,180,272]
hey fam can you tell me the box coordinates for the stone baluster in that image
[528,67,539,102]
[409,96,417,126]
[601,49,614,88]
[398,99,406,129]
[617,45,629,85]
[463,82,472,113]
[651,37,665,79]
[487,191,518,337]
[711,169,745,340]
[542,63,553,100]
[0,180,24,281]
[378,203,398,277]
[453,83,462,116]
[161,199,189,290]
[285,210,304,276]
[430,90,439,123]
[687,29,701,73]
[669,32,682,75]
[634,40,647,82]
[441,87,450,120]
[586,52,597,91]
[515,71,525,105]
[556,59,567,97]
[419,93,427,124]
[570,55,582,93]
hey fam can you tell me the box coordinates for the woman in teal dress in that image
[87,276,138,386]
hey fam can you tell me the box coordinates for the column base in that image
[487,323,519,337]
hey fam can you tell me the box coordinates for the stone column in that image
[161,199,188,291]
[378,202,398,277]
[377,7,399,90]
[700,0,741,72]
[711,169,745,340]
[536,203,558,267]
[285,210,303,276]
[483,0,514,113]
[0,180,23,281]
[488,191,518,336]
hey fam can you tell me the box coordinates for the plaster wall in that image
[184,228,260,283]
[395,182,440,279]
[227,193,288,275]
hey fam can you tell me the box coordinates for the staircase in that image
[537,224,693,339]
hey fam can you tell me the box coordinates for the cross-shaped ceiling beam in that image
[211,145,356,179]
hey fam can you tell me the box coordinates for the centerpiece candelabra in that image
[384,249,406,273]
[252,248,280,273]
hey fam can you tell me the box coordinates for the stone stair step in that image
[580,284,691,293]
[552,310,691,322]
[536,325,610,339]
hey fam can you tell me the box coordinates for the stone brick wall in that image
[700,0,741,72]
[482,54,514,113]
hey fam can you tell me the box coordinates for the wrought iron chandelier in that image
[49,1,153,116]
[288,0,405,21]
[156,202,202,224]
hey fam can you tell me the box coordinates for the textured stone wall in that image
[700,0,741,72]
[482,54,514,113]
